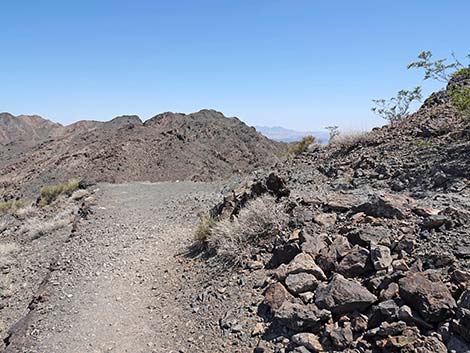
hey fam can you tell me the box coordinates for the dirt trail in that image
[3,182,223,353]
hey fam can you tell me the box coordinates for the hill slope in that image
[194,78,470,351]
[0,109,285,197]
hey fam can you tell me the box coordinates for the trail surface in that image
[4,182,223,353]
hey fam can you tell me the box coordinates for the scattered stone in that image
[370,245,392,270]
[313,212,337,227]
[291,332,323,352]
[328,323,354,350]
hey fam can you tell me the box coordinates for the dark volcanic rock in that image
[399,272,457,323]
[315,274,377,315]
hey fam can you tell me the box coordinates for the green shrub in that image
[287,135,315,155]
[39,180,80,206]
[0,200,26,214]
[450,85,470,120]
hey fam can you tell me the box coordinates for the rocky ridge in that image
[0,109,285,198]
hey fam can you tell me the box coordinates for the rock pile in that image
[205,86,469,351]
[213,172,469,352]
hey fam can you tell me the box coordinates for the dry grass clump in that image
[194,214,217,247]
[0,200,26,214]
[288,135,316,155]
[21,210,72,240]
[39,180,80,206]
[206,196,287,268]
[329,131,372,150]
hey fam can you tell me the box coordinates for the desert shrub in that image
[207,196,287,268]
[21,210,72,240]
[329,131,371,149]
[0,200,26,214]
[325,126,340,142]
[287,135,315,155]
[372,87,422,122]
[194,214,217,247]
[39,180,80,206]
[449,68,470,120]
[450,85,470,119]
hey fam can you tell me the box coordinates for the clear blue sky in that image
[1,1,469,131]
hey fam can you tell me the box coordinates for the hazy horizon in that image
[1,0,469,131]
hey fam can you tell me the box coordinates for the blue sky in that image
[1,1,469,131]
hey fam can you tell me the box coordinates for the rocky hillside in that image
[0,109,285,198]
[193,78,470,352]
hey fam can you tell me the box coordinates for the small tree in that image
[407,51,466,82]
[408,51,470,120]
[325,126,340,142]
[371,87,422,122]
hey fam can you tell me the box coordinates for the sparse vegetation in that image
[39,180,80,206]
[408,51,470,120]
[0,199,26,214]
[325,126,340,142]
[449,68,470,120]
[206,196,287,268]
[194,213,217,247]
[372,87,422,122]
[287,135,315,155]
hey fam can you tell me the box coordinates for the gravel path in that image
[3,182,224,353]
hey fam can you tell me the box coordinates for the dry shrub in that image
[288,135,316,155]
[0,200,26,214]
[207,196,287,267]
[39,180,80,206]
[194,214,217,247]
[21,210,72,240]
[330,131,372,150]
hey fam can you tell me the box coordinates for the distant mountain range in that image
[254,126,329,143]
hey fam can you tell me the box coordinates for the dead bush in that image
[329,131,372,150]
[207,196,287,268]
[21,210,72,240]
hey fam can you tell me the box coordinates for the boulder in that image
[347,226,392,248]
[273,301,331,332]
[328,323,354,350]
[264,282,290,311]
[315,274,377,315]
[353,193,414,219]
[301,232,329,258]
[285,273,319,295]
[337,245,371,278]
[284,253,327,280]
[399,272,457,323]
